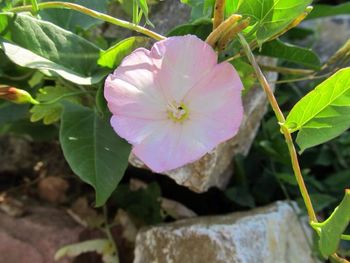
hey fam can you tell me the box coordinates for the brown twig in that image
[213,0,226,29]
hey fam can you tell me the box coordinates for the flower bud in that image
[0,86,39,105]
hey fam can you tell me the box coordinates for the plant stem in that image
[239,32,350,263]
[132,0,138,25]
[259,64,315,75]
[39,91,92,105]
[237,33,317,222]
[30,0,39,14]
[10,2,165,41]
[272,73,331,84]
[103,205,119,263]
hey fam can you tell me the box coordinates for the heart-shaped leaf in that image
[60,103,131,206]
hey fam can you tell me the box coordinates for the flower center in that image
[167,102,189,123]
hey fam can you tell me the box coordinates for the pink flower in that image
[104,35,243,173]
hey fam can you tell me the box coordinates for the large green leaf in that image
[311,190,350,258]
[258,39,321,70]
[39,0,109,31]
[0,12,107,85]
[232,0,312,45]
[307,3,350,20]
[98,37,149,69]
[284,68,350,151]
[60,103,131,206]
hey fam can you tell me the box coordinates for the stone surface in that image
[134,201,317,263]
[130,57,278,192]
[150,0,191,35]
[0,206,84,263]
[301,15,350,63]
[104,0,190,39]
[0,135,34,173]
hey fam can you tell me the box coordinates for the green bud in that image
[0,86,39,105]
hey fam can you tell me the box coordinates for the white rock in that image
[134,201,317,263]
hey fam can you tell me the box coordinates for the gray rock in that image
[0,206,84,263]
[104,0,190,39]
[129,57,278,192]
[134,201,317,263]
[0,135,34,173]
[301,15,350,63]
[150,0,191,35]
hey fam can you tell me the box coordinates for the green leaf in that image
[98,37,149,69]
[137,0,154,27]
[39,0,109,31]
[112,182,162,224]
[311,190,350,258]
[225,186,255,208]
[167,19,212,40]
[60,103,131,206]
[180,0,214,21]
[30,86,81,125]
[232,0,312,45]
[230,59,255,94]
[0,12,107,85]
[307,3,350,20]
[55,239,118,263]
[258,39,321,70]
[275,172,298,186]
[285,68,350,151]
[310,193,337,213]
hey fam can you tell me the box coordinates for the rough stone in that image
[301,15,350,63]
[134,201,317,263]
[130,57,278,192]
[0,135,34,173]
[0,206,84,263]
[150,0,191,35]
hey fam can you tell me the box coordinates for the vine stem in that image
[10,2,165,41]
[237,33,317,222]
[103,205,119,263]
[238,32,350,263]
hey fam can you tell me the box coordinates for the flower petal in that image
[151,35,218,102]
[110,115,168,145]
[132,121,209,173]
[184,62,244,146]
[104,48,167,120]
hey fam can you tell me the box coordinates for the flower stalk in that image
[238,31,318,223]
[10,2,165,41]
[238,32,349,263]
